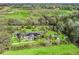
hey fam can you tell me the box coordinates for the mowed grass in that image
[0,9,30,20]
[2,44,79,55]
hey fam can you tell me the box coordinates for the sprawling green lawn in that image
[2,44,79,55]
[0,9,30,20]
[0,8,78,20]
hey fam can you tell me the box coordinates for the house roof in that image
[24,32,43,36]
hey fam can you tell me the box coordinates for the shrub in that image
[11,41,41,50]
[0,31,11,53]
[35,39,46,46]
[10,38,53,50]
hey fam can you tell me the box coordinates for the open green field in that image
[2,44,79,55]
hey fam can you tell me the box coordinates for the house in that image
[15,32,44,41]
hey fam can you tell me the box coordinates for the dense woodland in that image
[0,3,79,55]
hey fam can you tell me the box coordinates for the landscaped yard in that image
[0,4,79,55]
[2,44,79,55]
